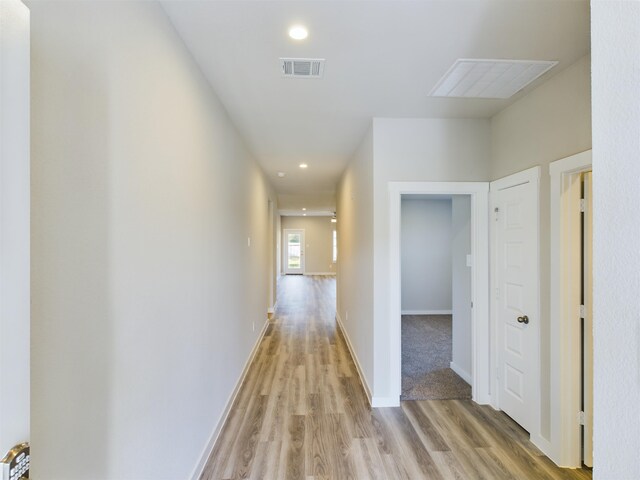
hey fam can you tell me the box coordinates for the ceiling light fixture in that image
[299,163,308,169]
[277,172,286,178]
[302,208,306,211]
[288,25,308,40]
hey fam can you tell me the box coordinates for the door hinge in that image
[494,207,499,221]
[495,287,500,300]
[578,411,585,425]
[580,198,586,212]
[579,304,586,319]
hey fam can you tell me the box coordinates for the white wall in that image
[451,195,471,382]
[592,3,640,478]
[491,55,591,441]
[400,199,452,313]
[281,216,336,274]
[336,125,374,397]
[371,118,490,401]
[29,2,276,479]
[0,0,30,458]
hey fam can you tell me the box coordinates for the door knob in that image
[517,315,529,324]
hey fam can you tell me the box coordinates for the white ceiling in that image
[161,0,590,202]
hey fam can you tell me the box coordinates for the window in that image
[332,230,337,263]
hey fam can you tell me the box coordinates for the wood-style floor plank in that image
[200,275,592,480]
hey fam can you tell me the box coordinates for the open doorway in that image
[389,181,490,406]
[549,150,593,467]
[400,195,472,400]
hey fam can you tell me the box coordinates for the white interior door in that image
[583,171,593,467]
[284,229,305,274]
[492,169,539,434]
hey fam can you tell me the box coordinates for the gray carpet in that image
[401,314,471,401]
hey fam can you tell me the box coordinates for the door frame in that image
[489,166,542,443]
[389,182,490,405]
[549,150,592,466]
[283,228,305,274]
[0,0,31,459]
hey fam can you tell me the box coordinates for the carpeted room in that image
[400,194,473,400]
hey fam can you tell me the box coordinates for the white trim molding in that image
[401,309,452,315]
[388,181,491,406]
[335,312,372,405]
[190,318,270,480]
[0,0,30,458]
[549,150,592,467]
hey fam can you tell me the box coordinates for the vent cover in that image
[429,59,558,99]
[280,58,325,78]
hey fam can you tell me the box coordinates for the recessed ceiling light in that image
[302,208,306,211]
[299,163,308,169]
[303,213,307,216]
[288,25,308,40]
[277,171,286,177]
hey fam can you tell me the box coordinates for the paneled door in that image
[284,229,305,274]
[492,168,539,434]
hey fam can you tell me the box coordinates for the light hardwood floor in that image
[200,275,592,480]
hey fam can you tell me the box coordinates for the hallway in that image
[200,276,591,480]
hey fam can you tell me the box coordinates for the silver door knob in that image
[517,315,529,324]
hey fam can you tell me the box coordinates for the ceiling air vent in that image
[429,59,558,99]
[280,58,325,78]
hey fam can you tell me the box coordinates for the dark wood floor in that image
[200,275,592,480]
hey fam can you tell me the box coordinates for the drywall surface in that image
[372,118,490,399]
[0,0,30,457]
[401,199,452,312]
[490,55,591,440]
[281,216,336,274]
[591,2,640,478]
[336,125,374,396]
[30,2,276,478]
[451,196,472,381]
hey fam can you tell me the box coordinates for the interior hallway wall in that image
[400,198,452,313]
[371,118,490,402]
[336,125,374,397]
[490,54,591,441]
[29,2,276,478]
[591,2,640,478]
[281,216,336,275]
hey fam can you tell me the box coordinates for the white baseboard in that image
[401,309,452,315]
[335,312,373,406]
[190,319,270,480]
[449,361,472,384]
[304,272,336,276]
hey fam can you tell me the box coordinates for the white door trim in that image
[490,166,542,441]
[0,0,31,458]
[549,150,592,466]
[389,182,490,406]
[283,229,305,274]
